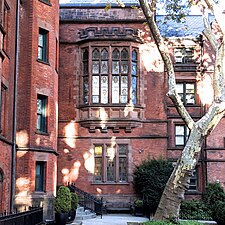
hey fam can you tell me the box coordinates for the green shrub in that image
[134,199,144,207]
[133,158,173,214]
[203,182,225,209]
[55,186,71,213]
[179,200,212,220]
[212,200,225,225]
[71,192,79,210]
[203,182,225,216]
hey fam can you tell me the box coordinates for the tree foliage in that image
[133,158,173,213]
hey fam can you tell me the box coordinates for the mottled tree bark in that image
[138,0,225,220]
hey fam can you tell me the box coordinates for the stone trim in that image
[78,27,142,43]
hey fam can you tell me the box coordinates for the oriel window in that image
[82,46,138,105]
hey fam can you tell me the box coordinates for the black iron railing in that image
[0,207,43,225]
[68,183,103,218]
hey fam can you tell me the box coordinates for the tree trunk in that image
[138,0,225,220]
[154,126,203,220]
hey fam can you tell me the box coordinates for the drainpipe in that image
[10,0,20,212]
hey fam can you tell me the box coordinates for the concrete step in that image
[75,207,96,221]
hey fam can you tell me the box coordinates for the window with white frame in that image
[82,46,138,105]
[176,83,196,105]
[175,125,190,146]
[94,144,128,183]
[174,47,195,64]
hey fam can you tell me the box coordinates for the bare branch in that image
[202,8,218,51]
[204,0,225,34]
[139,0,194,129]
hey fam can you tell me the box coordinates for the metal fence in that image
[0,207,43,225]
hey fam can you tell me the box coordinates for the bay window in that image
[82,46,138,105]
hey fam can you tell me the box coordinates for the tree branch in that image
[202,8,218,51]
[138,0,194,129]
[204,0,225,35]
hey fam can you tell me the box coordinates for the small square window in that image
[174,47,195,64]
[175,125,189,146]
[189,169,198,191]
[38,28,48,62]
[176,83,196,105]
[37,95,47,133]
[35,161,46,192]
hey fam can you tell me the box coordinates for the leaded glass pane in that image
[132,50,137,61]
[92,49,100,60]
[83,61,88,75]
[101,76,108,104]
[121,61,128,74]
[112,61,119,74]
[121,76,128,103]
[92,76,99,103]
[119,158,127,182]
[118,145,127,155]
[92,96,99,103]
[132,77,137,104]
[83,77,89,104]
[112,49,120,60]
[121,48,128,60]
[95,146,103,155]
[83,49,89,60]
[101,49,108,60]
[94,158,102,181]
[132,62,137,75]
[101,61,108,74]
[112,76,119,103]
[92,61,99,74]
[106,158,115,182]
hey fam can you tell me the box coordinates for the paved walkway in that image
[73,214,149,225]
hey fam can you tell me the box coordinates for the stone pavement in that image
[72,214,149,225]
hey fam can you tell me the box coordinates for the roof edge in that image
[60,3,139,8]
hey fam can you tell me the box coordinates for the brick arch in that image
[0,168,4,213]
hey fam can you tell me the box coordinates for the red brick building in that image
[15,0,59,220]
[58,1,225,209]
[0,0,225,222]
[0,0,17,214]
